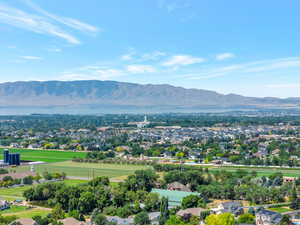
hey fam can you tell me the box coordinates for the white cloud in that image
[95,69,124,79]
[61,65,125,81]
[121,48,136,61]
[141,51,166,61]
[158,0,191,13]
[162,55,205,67]
[216,53,235,61]
[184,57,300,80]
[21,55,42,60]
[61,69,124,81]
[0,1,99,44]
[265,83,300,89]
[127,65,156,74]
[121,54,134,61]
[23,0,99,33]
[121,49,166,62]
[47,47,62,52]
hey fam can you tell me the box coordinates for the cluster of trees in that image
[0,175,30,187]
[161,168,294,205]
[198,171,294,204]
[74,158,156,166]
[3,114,300,132]
[23,170,160,219]
[20,166,300,225]
[42,172,66,181]
[0,215,18,225]
[0,171,66,188]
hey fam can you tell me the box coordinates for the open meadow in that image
[13,161,150,180]
[208,165,300,177]
[2,207,51,218]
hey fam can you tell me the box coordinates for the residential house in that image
[0,200,9,210]
[255,208,282,225]
[167,182,191,192]
[177,207,206,218]
[54,218,89,225]
[106,216,134,225]
[148,212,161,225]
[212,201,243,216]
[9,218,38,225]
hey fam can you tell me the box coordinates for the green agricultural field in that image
[14,161,150,179]
[0,148,87,163]
[208,166,300,177]
[35,161,150,179]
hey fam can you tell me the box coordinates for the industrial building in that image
[3,149,20,166]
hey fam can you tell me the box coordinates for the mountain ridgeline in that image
[0,80,299,114]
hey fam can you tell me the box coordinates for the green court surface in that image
[0,148,87,163]
[152,188,200,206]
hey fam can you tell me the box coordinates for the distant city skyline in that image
[1,0,300,98]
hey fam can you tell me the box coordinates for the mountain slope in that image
[0,80,299,113]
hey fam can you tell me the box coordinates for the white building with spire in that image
[137,115,150,128]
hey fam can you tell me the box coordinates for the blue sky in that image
[1,0,300,97]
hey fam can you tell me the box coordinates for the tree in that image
[52,204,65,221]
[42,171,53,180]
[78,191,97,214]
[279,215,291,225]
[290,198,300,210]
[290,186,298,202]
[165,215,186,225]
[159,197,169,225]
[92,214,108,225]
[248,207,255,216]
[181,195,206,209]
[89,176,110,186]
[9,222,22,225]
[23,176,33,185]
[2,176,13,182]
[134,212,151,225]
[144,193,160,211]
[205,213,235,225]
[237,213,255,224]
[32,215,50,225]
[124,169,158,192]
[68,210,84,221]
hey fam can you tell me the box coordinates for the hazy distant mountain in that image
[0,80,299,114]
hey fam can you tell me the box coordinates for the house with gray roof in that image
[255,208,282,225]
[212,201,243,216]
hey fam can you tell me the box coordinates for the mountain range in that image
[0,80,299,114]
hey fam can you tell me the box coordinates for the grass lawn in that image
[3,208,51,218]
[0,148,87,163]
[18,161,150,179]
[268,207,292,213]
[0,186,29,201]
[1,205,28,214]
[208,166,300,177]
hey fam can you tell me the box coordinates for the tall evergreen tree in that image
[159,197,169,225]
